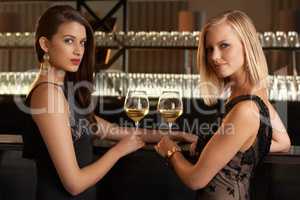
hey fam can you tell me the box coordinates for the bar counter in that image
[1,136,300,200]
[1,135,300,164]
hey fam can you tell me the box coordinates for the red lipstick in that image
[71,59,81,65]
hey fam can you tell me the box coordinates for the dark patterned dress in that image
[197,95,272,200]
[22,82,96,200]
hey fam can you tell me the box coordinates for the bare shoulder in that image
[226,100,260,121]
[221,100,260,137]
[29,83,72,143]
[30,83,67,113]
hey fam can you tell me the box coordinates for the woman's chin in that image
[215,70,233,79]
[66,66,80,73]
[216,73,229,79]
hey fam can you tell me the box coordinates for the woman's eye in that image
[220,43,229,48]
[64,38,73,44]
[80,41,86,46]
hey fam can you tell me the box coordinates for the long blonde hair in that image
[197,10,268,106]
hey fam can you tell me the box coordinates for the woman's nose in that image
[211,49,221,61]
[73,50,79,56]
[73,43,83,56]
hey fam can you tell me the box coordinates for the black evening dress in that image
[196,95,272,200]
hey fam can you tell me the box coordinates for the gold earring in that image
[41,53,51,71]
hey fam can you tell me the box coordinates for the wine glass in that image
[157,91,183,133]
[0,73,8,94]
[263,31,276,47]
[124,90,149,130]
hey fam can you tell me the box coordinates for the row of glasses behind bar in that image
[1,72,300,101]
[1,31,300,48]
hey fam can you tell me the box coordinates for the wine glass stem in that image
[168,122,172,134]
[135,121,139,132]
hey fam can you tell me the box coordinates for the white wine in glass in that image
[159,108,183,123]
[157,91,183,133]
[124,90,149,129]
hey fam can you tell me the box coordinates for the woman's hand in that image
[155,136,180,158]
[113,134,145,157]
[189,140,198,157]
[169,131,198,144]
[181,133,198,144]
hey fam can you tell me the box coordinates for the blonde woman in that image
[155,10,290,200]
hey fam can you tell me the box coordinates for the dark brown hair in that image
[35,5,95,122]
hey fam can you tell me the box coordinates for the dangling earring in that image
[41,53,51,71]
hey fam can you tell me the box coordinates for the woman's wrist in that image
[166,148,182,169]
[109,145,123,160]
[166,146,182,161]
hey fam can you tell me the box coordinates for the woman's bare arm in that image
[31,85,143,196]
[157,101,260,190]
[268,103,291,152]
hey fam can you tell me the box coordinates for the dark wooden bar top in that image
[264,145,300,164]
[1,134,300,164]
